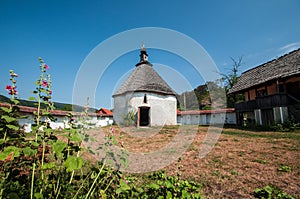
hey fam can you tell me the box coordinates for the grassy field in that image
[96,125,300,198]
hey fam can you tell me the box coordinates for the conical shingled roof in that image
[113,47,177,97]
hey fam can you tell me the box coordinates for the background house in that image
[177,108,236,125]
[113,45,177,126]
[229,49,300,126]
[96,108,114,126]
[0,102,114,132]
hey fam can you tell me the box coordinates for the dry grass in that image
[90,125,300,198]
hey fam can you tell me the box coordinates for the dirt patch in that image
[89,126,300,198]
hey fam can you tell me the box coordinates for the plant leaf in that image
[0,146,21,161]
[11,99,19,105]
[69,131,82,142]
[1,115,17,123]
[22,146,37,157]
[65,156,83,172]
[42,162,56,170]
[6,124,19,131]
[42,109,50,115]
[28,97,37,101]
[52,140,67,157]
[1,107,12,113]
[34,192,43,199]
[149,183,160,190]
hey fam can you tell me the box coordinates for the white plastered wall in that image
[113,92,177,126]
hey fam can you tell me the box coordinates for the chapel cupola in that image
[136,43,152,67]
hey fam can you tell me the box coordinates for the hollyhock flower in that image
[6,85,12,91]
[42,80,48,87]
[44,64,49,69]
[8,89,18,95]
[11,73,18,77]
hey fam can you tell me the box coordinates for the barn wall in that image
[267,83,277,95]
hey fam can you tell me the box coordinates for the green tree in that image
[220,56,244,107]
[63,104,73,111]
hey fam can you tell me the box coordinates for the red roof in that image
[97,108,113,117]
[0,103,112,117]
[177,108,235,116]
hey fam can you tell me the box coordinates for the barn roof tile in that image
[229,48,300,94]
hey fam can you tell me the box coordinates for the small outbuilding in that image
[113,45,177,126]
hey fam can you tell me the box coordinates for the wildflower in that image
[5,85,17,95]
[9,90,18,95]
[111,127,115,134]
[42,80,48,87]
[5,85,12,91]
[11,73,18,77]
[44,64,49,69]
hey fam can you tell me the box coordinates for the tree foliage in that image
[219,56,245,107]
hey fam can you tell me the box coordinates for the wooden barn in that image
[229,49,300,126]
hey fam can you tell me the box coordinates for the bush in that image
[124,171,204,199]
[254,185,295,199]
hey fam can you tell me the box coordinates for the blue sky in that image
[1,0,300,109]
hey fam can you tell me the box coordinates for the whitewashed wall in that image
[177,112,236,125]
[17,112,113,132]
[113,91,177,126]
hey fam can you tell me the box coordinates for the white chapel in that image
[113,45,177,126]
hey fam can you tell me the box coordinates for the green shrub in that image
[277,165,292,172]
[254,185,295,199]
[128,171,204,199]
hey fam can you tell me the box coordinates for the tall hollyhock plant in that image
[30,57,53,126]
[44,74,54,111]
[1,70,20,144]
[28,58,55,195]
[6,70,19,103]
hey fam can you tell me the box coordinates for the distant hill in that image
[0,94,97,112]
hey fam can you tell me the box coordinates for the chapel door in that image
[139,107,150,126]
